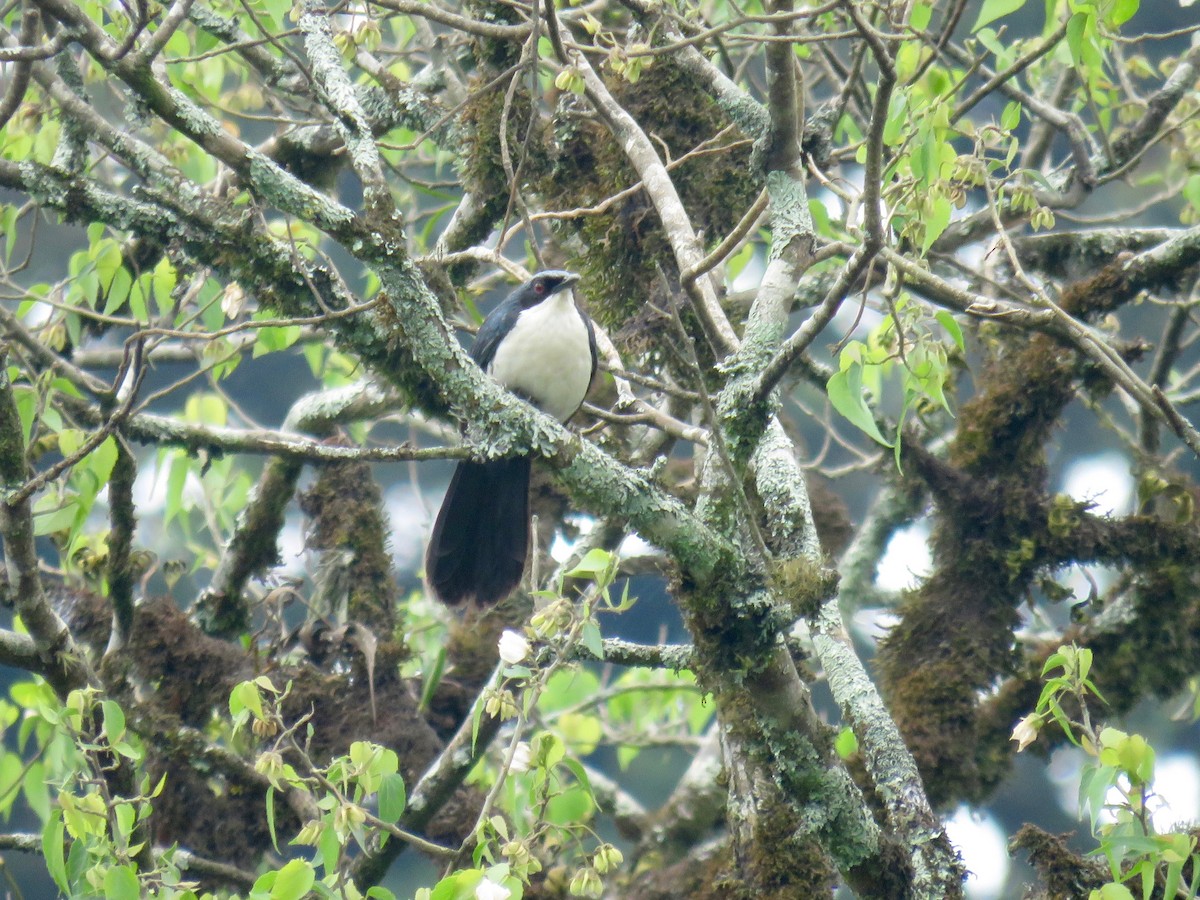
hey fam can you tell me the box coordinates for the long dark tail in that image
[426,456,532,606]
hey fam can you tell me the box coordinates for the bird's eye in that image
[534,281,546,294]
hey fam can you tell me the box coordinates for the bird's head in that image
[518,270,580,308]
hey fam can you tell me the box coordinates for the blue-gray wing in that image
[584,309,598,385]
[470,300,522,370]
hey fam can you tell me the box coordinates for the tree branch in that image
[0,349,94,695]
[563,21,740,357]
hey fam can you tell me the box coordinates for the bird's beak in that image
[559,272,581,290]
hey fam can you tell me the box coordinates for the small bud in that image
[483,688,519,720]
[502,840,528,865]
[254,750,285,786]
[593,843,623,873]
[531,599,571,637]
[334,802,367,837]
[569,867,602,897]
[293,819,324,846]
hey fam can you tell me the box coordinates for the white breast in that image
[488,290,592,422]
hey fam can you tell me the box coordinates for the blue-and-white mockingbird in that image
[426,270,597,606]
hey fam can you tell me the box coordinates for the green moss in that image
[1090,563,1200,709]
[1046,494,1085,538]
[719,381,776,466]
[768,556,839,620]
[532,60,759,341]
[875,320,1106,806]
[745,794,836,896]
[298,457,400,640]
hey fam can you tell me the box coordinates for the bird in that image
[426,270,597,606]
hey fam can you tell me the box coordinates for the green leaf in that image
[184,392,228,426]
[546,781,594,826]
[65,829,87,888]
[971,0,1026,32]
[11,680,56,713]
[535,732,566,770]
[616,745,638,770]
[35,496,81,539]
[91,237,122,292]
[430,870,483,900]
[1106,0,1138,27]
[317,812,340,872]
[1067,12,1099,71]
[163,452,188,527]
[1184,176,1200,216]
[1,205,18,266]
[827,365,891,447]
[419,647,446,712]
[12,384,36,446]
[726,241,755,282]
[100,700,125,744]
[935,311,964,352]
[253,324,302,358]
[23,760,49,822]
[378,773,406,824]
[254,675,279,694]
[348,740,373,769]
[113,802,136,841]
[42,813,68,894]
[1067,11,1087,64]
[1077,647,1093,683]
[882,92,908,146]
[103,863,140,900]
[807,197,832,238]
[834,727,859,758]
[1001,100,1022,132]
[580,620,605,660]
[270,858,315,900]
[471,690,485,753]
[128,274,150,323]
[557,713,602,755]
[152,257,176,316]
[229,681,264,719]
[561,758,595,803]
[251,869,278,895]
[922,195,953,254]
[1117,733,1155,785]
[102,268,133,316]
[566,548,616,579]
[0,752,22,821]
[1042,651,1067,676]
[909,1,933,29]
[895,41,924,82]
[1079,764,1117,830]
[539,669,601,713]
[1163,858,1183,900]
[266,786,279,853]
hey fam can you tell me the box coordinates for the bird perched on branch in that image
[426,270,597,606]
